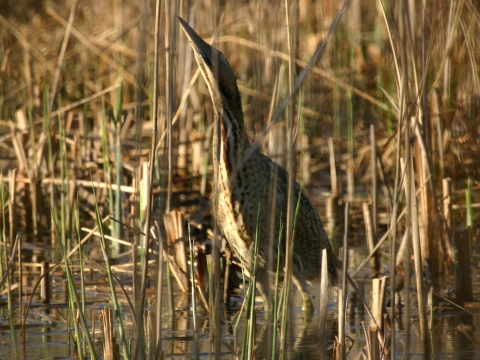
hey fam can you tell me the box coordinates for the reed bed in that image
[1,0,480,359]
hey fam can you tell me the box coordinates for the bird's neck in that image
[213,106,250,178]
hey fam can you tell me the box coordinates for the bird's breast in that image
[213,181,254,265]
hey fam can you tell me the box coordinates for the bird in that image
[179,17,336,313]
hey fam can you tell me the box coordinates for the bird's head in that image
[179,17,243,115]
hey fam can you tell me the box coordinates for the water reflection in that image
[158,283,480,359]
[2,271,479,359]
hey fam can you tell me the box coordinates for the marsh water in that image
[2,249,479,360]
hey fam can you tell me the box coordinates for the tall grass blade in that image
[271,218,284,360]
[90,178,129,359]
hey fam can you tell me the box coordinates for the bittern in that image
[179,18,336,313]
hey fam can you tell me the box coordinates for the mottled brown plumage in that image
[179,18,336,312]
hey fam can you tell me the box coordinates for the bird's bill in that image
[178,17,212,65]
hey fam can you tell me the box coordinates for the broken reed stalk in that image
[41,261,50,303]
[318,248,329,360]
[327,137,338,241]
[455,179,473,304]
[101,307,117,360]
[163,211,189,292]
[364,323,380,360]
[371,277,387,350]
[155,223,164,358]
[337,287,345,360]
[338,202,350,360]
[362,202,378,277]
